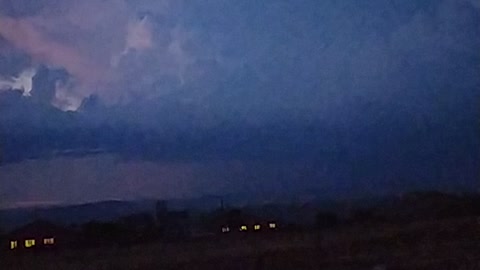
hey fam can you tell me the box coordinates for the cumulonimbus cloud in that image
[0,0,192,110]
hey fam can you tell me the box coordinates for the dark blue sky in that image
[0,0,479,207]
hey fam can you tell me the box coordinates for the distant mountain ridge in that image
[0,192,316,231]
[0,200,155,231]
[2,191,478,232]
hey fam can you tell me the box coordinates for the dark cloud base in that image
[1,90,478,196]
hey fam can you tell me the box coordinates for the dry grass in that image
[3,217,479,270]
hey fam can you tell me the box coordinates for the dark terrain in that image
[2,192,480,270]
[2,217,479,270]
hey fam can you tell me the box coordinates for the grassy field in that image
[2,217,479,270]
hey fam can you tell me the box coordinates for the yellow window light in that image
[43,238,55,245]
[268,222,277,229]
[240,225,247,231]
[254,224,261,231]
[25,239,35,248]
[10,241,18,250]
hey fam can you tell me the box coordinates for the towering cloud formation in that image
[0,0,194,110]
[0,0,478,116]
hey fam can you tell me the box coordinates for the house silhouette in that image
[6,220,74,251]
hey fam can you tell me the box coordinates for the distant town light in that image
[240,225,248,231]
[254,224,261,231]
[25,239,35,248]
[10,241,17,250]
[221,226,230,233]
[268,222,276,229]
[43,238,55,245]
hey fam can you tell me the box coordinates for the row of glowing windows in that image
[10,238,55,249]
[222,222,276,233]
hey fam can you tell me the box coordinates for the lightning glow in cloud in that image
[0,67,36,95]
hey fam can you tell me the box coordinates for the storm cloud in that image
[0,0,197,109]
[0,0,479,205]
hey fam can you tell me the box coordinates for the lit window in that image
[43,238,55,245]
[269,223,277,229]
[10,241,18,250]
[25,239,35,248]
[240,225,247,231]
[221,226,230,233]
[254,224,261,231]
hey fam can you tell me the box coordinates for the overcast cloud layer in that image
[0,0,479,206]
